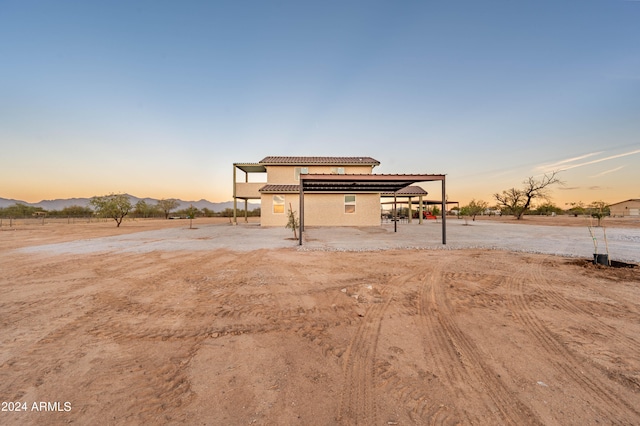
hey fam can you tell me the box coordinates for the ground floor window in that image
[344,195,356,213]
[273,195,285,213]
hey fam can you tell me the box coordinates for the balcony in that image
[235,182,264,199]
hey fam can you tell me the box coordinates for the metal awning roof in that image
[299,174,445,193]
[298,173,447,246]
[381,185,429,196]
[234,163,267,173]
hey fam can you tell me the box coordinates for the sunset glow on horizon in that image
[1,1,638,208]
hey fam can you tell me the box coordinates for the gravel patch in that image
[18,220,640,263]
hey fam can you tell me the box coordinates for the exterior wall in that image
[260,193,380,227]
[258,162,379,227]
[305,193,380,226]
[609,200,640,217]
[266,165,374,184]
[261,193,300,227]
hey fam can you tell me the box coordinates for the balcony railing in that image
[235,182,264,198]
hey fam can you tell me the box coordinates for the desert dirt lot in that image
[1,217,639,425]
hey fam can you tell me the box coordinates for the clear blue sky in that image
[1,0,639,206]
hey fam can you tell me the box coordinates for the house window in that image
[273,195,285,214]
[344,195,356,214]
[294,167,308,181]
[331,167,345,175]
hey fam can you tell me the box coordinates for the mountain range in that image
[0,195,259,212]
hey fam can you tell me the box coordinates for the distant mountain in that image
[0,195,259,212]
[0,197,32,208]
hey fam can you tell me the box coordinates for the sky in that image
[1,0,639,207]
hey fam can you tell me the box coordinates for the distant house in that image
[609,199,640,217]
[232,156,446,229]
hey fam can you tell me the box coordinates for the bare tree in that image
[494,172,562,220]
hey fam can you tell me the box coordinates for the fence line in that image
[0,216,114,227]
[0,214,259,228]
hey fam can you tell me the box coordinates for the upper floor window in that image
[331,167,345,175]
[294,167,309,181]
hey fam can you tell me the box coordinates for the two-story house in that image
[233,156,380,226]
[233,156,447,233]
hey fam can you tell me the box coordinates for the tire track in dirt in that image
[335,275,402,425]
[350,264,461,425]
[84,288,354,353]
[505,260,640,421]
[1,308,200,421]
[84,250,360,362]
[0,255,109,326]
[1,318,87,398]
[266,257,365,360]
[2,252,221,417]
[419,258,542,425]
[372,268,461,425]
[374,358,454,425]
[530,256,640,391]
[442,270,506,294]
[417,260,478,424]
[336,267,467,425]
[534,257,640,351]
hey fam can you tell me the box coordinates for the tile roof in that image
[382,185,429,196]
[259,156,380,166]
[259,184,300,193]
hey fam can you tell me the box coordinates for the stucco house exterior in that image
[233,156,446,229]
[609,199,640,217]
[233,156,380,226]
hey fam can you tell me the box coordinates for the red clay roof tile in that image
[259,156,380,165]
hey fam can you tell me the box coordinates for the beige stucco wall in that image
[260,193,300,227]
[266,165,374,184]
[234,182,264,199]
[261,193,380,227]
[258,163,379,226]
[609,200,640,217]
[305,193,381,226]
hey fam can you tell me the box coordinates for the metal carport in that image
[298,173,447,246]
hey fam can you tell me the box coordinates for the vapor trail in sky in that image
[538,149,640,173]
[590,166,625,178]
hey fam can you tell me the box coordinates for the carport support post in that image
[441,178,446,244]
[394,192,397,233]
[232,164,237,225]
[419,196,423,224]
[233,198,237,225]
[299,180,304,246]
[244,172,249,222]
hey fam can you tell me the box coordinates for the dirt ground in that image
[1,218,639,425]
[462,213,640,229]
